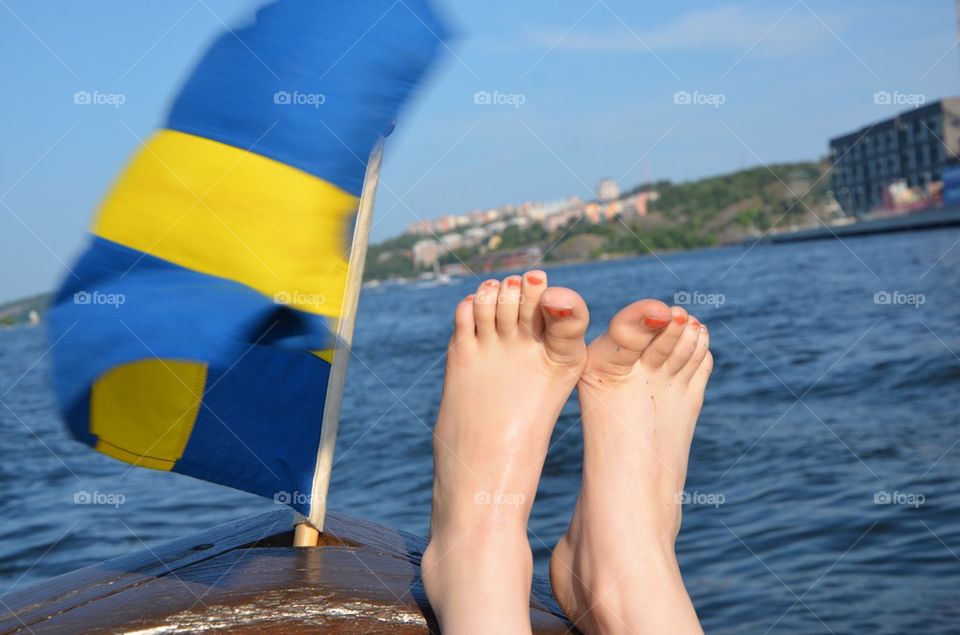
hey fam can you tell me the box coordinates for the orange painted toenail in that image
[674,314,687,325]
[525,274,544,285]
[543,306,573,318]
[506,278,522,288]
[643,316,670,329]
[690,318,700,327]
[465,295,475,302]
[483,280,499,287]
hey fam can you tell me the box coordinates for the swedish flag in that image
[47,0,448,515]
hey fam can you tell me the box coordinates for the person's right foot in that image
[551,299,712,634]
[422,271,590,634]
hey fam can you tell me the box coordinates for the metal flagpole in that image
[294,137,386,547]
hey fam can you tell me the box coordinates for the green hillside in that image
[0,293,50,326]
[365,159,834,279]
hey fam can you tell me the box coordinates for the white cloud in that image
[527,4,844,57]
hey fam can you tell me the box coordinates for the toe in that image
[688,348,714,394]
[518,270,547,336]
[664,317,701,375]
[641,306,689,368]
[539,287,589,365]
[679,323,710,382]
[452,294,477,343]
[473,279,500,340]
[496,276,523,336]
[585,298,672,375]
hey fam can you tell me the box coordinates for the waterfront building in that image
[584,202,602,224]
[486,220,508,234]
[406,220,433,235]
[432,214,458,234]
[440,233,463,250]
[412,239,441,268]
[830,97,960,215]
[463,226,488,246]
[542,209,581,232]
[596,178,620,202]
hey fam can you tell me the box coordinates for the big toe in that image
[586,298,672,376]
[538,287,589,366]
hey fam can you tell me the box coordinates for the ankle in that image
[423,526,533,633]
[575,548,701,635]
[424,522,532,581]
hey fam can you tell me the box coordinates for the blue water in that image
[1,228,959,633]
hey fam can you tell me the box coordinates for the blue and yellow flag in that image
[47,0,447,515]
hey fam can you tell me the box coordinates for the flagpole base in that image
[293,518,320,547]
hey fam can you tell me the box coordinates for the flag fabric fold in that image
[48,0,448,514]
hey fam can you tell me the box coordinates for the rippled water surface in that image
[2,228,959,633]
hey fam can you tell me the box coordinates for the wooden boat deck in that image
[0,510,576,633]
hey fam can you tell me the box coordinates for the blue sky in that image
[0,0,957,301]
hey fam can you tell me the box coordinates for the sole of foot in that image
[422,271,590,634]
[551,298,712,634]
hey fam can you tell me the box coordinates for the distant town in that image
[365,96,960,282]
[401,178,661,272]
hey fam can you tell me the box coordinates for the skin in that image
[422,278,711,634]
[421,271,590,634]
[551,299,712,634]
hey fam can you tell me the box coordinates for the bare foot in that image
[421,271,589,634]
[551,299,712,634]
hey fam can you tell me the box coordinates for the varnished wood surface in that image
[0,510,576,634]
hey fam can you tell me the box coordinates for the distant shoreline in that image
[368,242,739,286]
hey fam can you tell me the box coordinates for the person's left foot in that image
[421,271,589,634]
